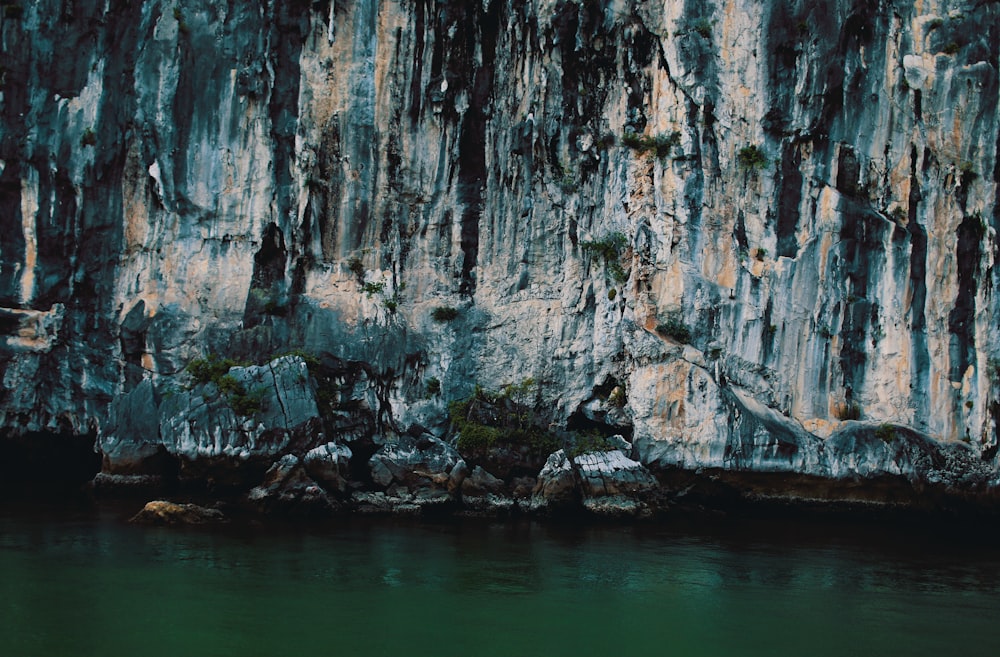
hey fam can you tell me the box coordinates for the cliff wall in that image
[1,0,997,508]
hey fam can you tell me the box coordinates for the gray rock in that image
[303,441,353,494]
[460,465,506,497]
[530,450,578,511]
[574,449,659,498]
[248,454,332,512]
[369,434,466,496]
[1,0,998,512]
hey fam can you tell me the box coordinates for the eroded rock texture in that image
[0,0,998,509]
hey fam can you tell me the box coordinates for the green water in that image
[1,502,999,657]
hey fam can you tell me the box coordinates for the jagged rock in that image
[369,434,466,497]
[303,441,353,494]
[129,500,225,525]
[461,465,506,497]
[510,476,538,500]
[574,449,659,517]
[99,356,321,486]
[1,1,998,513]
[530,451,578,511]
[248,455,333,513]
[459,465,515,514]
[91,472,167,493]
[575,449,659,498]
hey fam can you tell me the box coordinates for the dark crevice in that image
[456,1,501,296]
[948,215,984,381]
[776,140,803,258]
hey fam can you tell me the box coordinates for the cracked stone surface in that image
[0,0,997,509]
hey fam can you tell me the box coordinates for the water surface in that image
[1,501,998,656]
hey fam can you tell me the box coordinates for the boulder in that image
[100,356,322,486]
[460,465,506,497]
[129,500,225,525]
[574,449,659,498]
[248,454,333,513]
[369,434,466,496]
[303,441,353,494]
[530,450,578,511]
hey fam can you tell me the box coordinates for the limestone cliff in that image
[0,0,998,509]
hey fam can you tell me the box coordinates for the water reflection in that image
[2,504,1000,657]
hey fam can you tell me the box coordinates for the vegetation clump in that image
[426,376,441,396]
[622,131,680,159]
[185,354,245,385]
[184,354,264,416]
[941,41,960,55]
[656,316,692,344]
[737,145,769,171]
[229,386,266,416]
[80,128,97,147]
[2,3,24,19]
[582,232,628,283]
[568,432,619,458]
[449,379,559,456]
[835,401,862,421]
[271,348,321,371]
[347,257,365,282]
[431,306,459,322]
[875,423,897,444]
[692,19,713,39]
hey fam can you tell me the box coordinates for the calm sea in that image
[1,500,998,657]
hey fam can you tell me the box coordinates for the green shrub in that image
[656,316,692,344]
[582,232,628,283]
[230,386,267,416]
[449,380,557,456]
[215,373,242,395]
[426,376,441,396]
[568,432,619,458]
[185,355,266,416]
[692,19,713,39]
[362,281,385,296]
[80,128,97,147]
[185,354,244,385]
[835,402,862,421]
[875,423,896,443]
[3,3,24,18]
[431,306,459,322]
[941,42,960,55]
[347,257,365,281]
[622,131,680,159]
[737,145,768,171]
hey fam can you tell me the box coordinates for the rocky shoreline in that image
[4,353,997,523]
[1,1,998,529]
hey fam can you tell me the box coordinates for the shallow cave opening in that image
[0,432,101,495]
[565,409,634,441]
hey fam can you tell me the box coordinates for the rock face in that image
[531,441,660,516]
[1,1,998,511]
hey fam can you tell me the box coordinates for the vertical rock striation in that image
[0,0,997,507]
